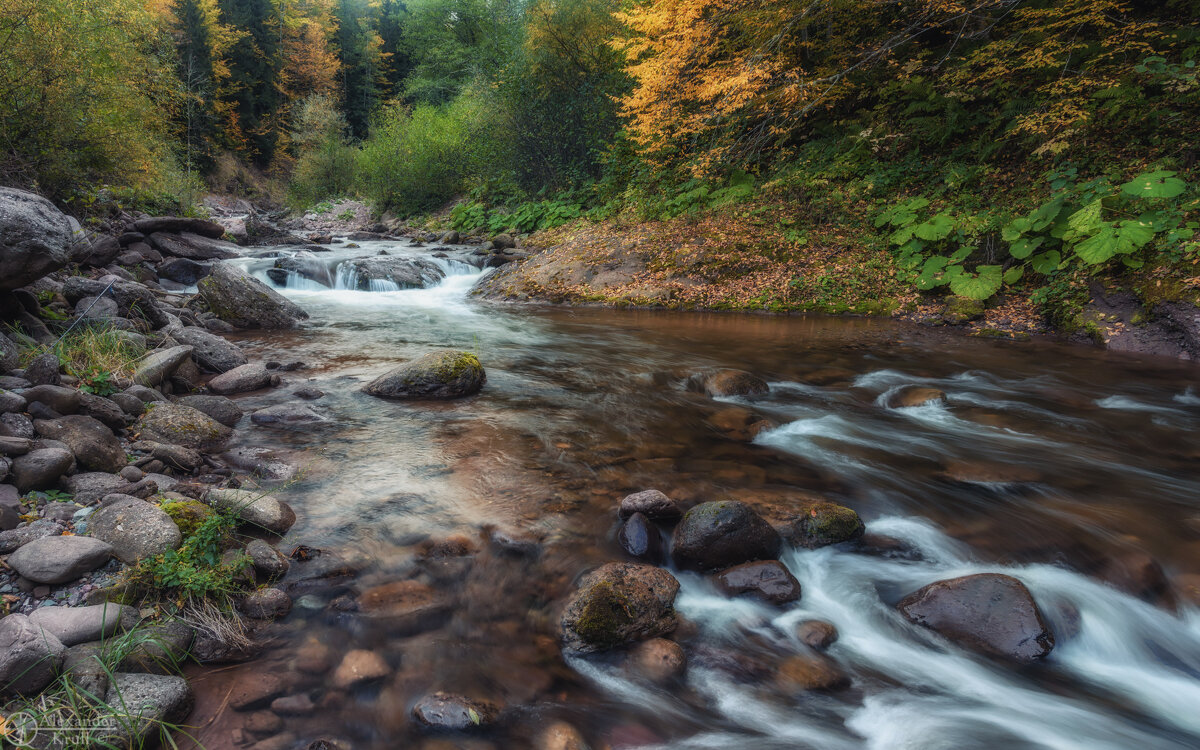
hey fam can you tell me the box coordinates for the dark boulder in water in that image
[714,560,801,605]
[618,512,664,563]
[560,562,679,653]
[897,573,1054,662]
[671,500,780,571]
[788,501,865,549]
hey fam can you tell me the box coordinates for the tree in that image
[335,0,385,138]
[217,0,285,165]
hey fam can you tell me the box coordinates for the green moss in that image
[573,581,635,647]
[432,351,482,380]
[160,499,216,537]
[793,502,865,549]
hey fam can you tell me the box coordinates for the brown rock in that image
[775,652,850,692]
[714,560,801,605]
[357,580,453,636]
[230,673,286,711]
[796,620,838,651]
[331,649,390,689]
[884,386,947,408]
[622,638,686,684]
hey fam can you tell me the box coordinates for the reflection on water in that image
[187,241,1200,749]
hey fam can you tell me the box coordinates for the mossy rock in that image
[791,501,865,549]
[671,500,781,571]
[561,563,679,653]
[941,295,985,325]
[362,350,486,400]
[160,499,215,537]
[136,403,232,452]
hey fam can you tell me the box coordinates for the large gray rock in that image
[205,488,296,535]
[362,351,485,400]
[149,231,241,261]
[560,562,680,653]
[7,535,113,584]
[22,352,60,386]
[0,613,66,696]
[0,187,81,290]
[177,394,242,427]
[87,494,182,563]
[98,673,194,747]
[10,446,74,492]
[207,363,274,395]
[132,345,195,387]
[34,415,125,473]
[897,573,1055,662]
[157,257,212,285]
[0,389,26,414]
[0,334,19,373]
[21,384,81,414]
[671,500,781,572]
[0,519,63,554]
[251,402,324,426]
[64,472,131,505]
[339,256,445,290]
[134,217,225,238]
[28,603,138,646]
[61,276,169,329]
[198,262,309,329]
[136,403,232,452]
[172,326,246,373]
[77,391,129,431]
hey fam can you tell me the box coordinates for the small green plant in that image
[78,368,118,396]
[336,209,356,222]
[124,509,248,609]
[25,489,75,505]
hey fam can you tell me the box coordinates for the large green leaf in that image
[1031,250,1062,274]
[889,226,916,245]
[1003,265,1025,284]
[1002,217,1032,242]
[1029,198,1067,231]
[1009,236,1044,259]
[1117,219,1155,250]
[1120,170,1187,199]
[914,212,955,241]
[1068,199,1105,235]
[948,265,1003,300]
[1074,227,1119,264]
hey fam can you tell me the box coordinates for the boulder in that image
[0,614,66,696]
[687,369,769,398]
[198,262,309,329]
[411,692,499,732]
[118,622,195,674]
[11,446,75,492]
[617,512,664,563]
[23,352,61,386]
[245,539,289,581]
[132,345,195,387]
[897,573,1055,661]
[134,216,227,239]
[229,673,286,710]
[205,488,296,535]
[64,472,131,505]
[6,535,113,584]
[618,489,681,521]
[28,603,138,646]
[97,673,194,747]
[0,187,81,290]
[535,721,589,750]
[331,649,390,689]
[34,414,125,473]
[172,326,247,373]
[149,232,241,261]
[714,560,801,605]
[560,562,680,653]
[671,500,781,571]
[157,257,212,285]
[207,363,274,395]
[0,519,64,554]
[177,394,243,427]
[0,389,26,414]
[775,652,851,692]
[21,384,81,414]
[362,350,485,400]
[269,256,336,288]
[0,436,32,455]
[621,638,686,684]
[796,620,839,651]
[1,335,20,373]
[131,441,204,472]
[77,392,129,431]
[788,501,866,549]
[137,403,232,452]
[83,235,122,267]
[251,402,324,426]
[240,588,292,619]
[884,386,948,408]
[61,277,169,328]
[87,494,182,563]
[338,256,445,290]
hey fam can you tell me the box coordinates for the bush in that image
[286,95,358,209]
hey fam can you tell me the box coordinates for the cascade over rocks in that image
[362,350,485,400]
[197,262,309,329]
[561,562,680,653]
[897,573,1055,662]
[671,500,781,571]
[339,256,446,290]
[0,187,81,289]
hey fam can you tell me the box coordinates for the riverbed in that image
[185,240,1200,749]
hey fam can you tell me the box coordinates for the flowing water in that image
[185,239,1200,750]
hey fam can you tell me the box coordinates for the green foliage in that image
[79,370,118,397]
[878,167,1199,302]
[287,94,358,209]
[125,508,247,607]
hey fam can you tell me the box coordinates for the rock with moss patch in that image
[788,501,865,549]
[87,494,182,563]
[941,295,986,325]
[136,403,232,452]
[161,498,215,536]
[560,562,679,653]
[197,262,309,330]
[362,350,486,400]
[671,500,780,571]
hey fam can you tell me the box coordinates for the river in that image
[183,239,1200,750]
